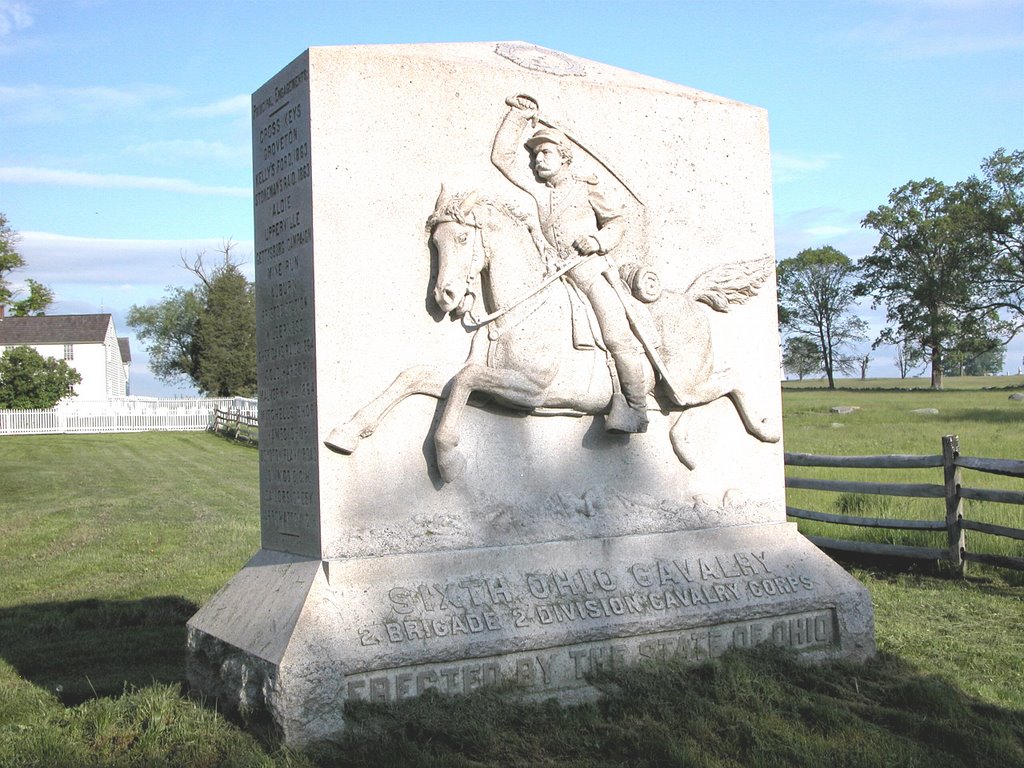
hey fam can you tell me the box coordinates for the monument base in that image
[187,523,874,747]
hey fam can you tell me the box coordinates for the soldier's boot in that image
[605,351,649,434]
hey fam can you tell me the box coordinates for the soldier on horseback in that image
[491,94,650,434]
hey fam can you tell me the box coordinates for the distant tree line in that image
[780,148,1021,389]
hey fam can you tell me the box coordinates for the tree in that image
[782,336,821,380]
[777,246,867,389]
[128,241,256,396]
[946,334,1005,376]
[1,213,26,312]
[126,286,203,386]
[964,346,1005,376]
[0,346,82,408]
[192,262,257,397]
[0,213,54,316]
[893,341,927,379]
[859,178,1005,390]
[969,149,1024,335]
[10,279,55,317]
[857,353,871,380]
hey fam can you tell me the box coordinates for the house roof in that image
[0,313,114,345]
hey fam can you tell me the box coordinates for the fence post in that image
[942,434,965,576]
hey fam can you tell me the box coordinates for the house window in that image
[64,344,74,360]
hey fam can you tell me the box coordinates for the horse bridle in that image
[458,211,587,335]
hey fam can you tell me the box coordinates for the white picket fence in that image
[0,397,258,436]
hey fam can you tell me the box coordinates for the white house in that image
[0,313,131,400]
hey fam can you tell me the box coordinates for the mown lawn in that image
[0,404,1022,766]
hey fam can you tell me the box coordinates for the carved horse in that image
[325,189,780,482]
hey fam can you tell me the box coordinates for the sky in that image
[1,0,1022,395]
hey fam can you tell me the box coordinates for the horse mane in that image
[425,192,533,233]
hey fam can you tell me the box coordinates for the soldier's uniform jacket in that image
[491,108,626,263]
[535,174,624,259]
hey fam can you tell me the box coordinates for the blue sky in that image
[1,0,1022,393]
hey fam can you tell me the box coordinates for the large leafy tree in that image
[0,346,82,408]
[0,213,54,316]
[965,346,1005,376]
[128,242,256,396]
[946,342,1005,377]
[777,246,866,389]
[859,178,1005,390]
[126,286,203,386]
[969,149,1024,334]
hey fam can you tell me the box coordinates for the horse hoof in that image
[324,424,361,454]
[756,418,782,443]
[670,439,697,470]
[437,448,467,483]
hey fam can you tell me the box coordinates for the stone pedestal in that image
[187,42,874,748]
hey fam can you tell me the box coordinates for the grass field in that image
[781,377,1024,566]
[0,389,1022,766]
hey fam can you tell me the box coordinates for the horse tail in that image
[683,256,774,313]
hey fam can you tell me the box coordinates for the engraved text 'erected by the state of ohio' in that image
[346,608,837,703]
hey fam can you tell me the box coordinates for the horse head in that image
[427,185,483,315]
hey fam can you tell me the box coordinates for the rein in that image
[433,198,584,334]
[462,248,585,331]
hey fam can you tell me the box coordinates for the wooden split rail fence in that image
[209,408,260,445]
[786,435,1024,573]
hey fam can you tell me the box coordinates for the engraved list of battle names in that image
[253,66,319,551]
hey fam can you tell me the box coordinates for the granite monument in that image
[187,42,875,747]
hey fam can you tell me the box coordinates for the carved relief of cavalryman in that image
[491,94,649,433]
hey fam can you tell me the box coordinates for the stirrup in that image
[605,393,649,434]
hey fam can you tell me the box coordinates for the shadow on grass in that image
[944,406,1024,425]
[0,596,197,705]
[2,597,1022,767]
[321,646,1024,768]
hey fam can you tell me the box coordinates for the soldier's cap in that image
[525,127,568,151]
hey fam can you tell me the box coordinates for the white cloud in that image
[837,1,1024,60]
[775,207,878,260]
[122,139,249,165]
[0,166,250,196]
[0,83,179,123]
[18,231,255,288]
[0,85,251,127]
[804,225,852,238]
[177,94,250,119]
[772,151,842,184]
[0,0,32,37]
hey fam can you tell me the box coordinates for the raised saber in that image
[508,94,645,207]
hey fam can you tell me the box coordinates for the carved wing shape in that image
[684,256,774,313]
